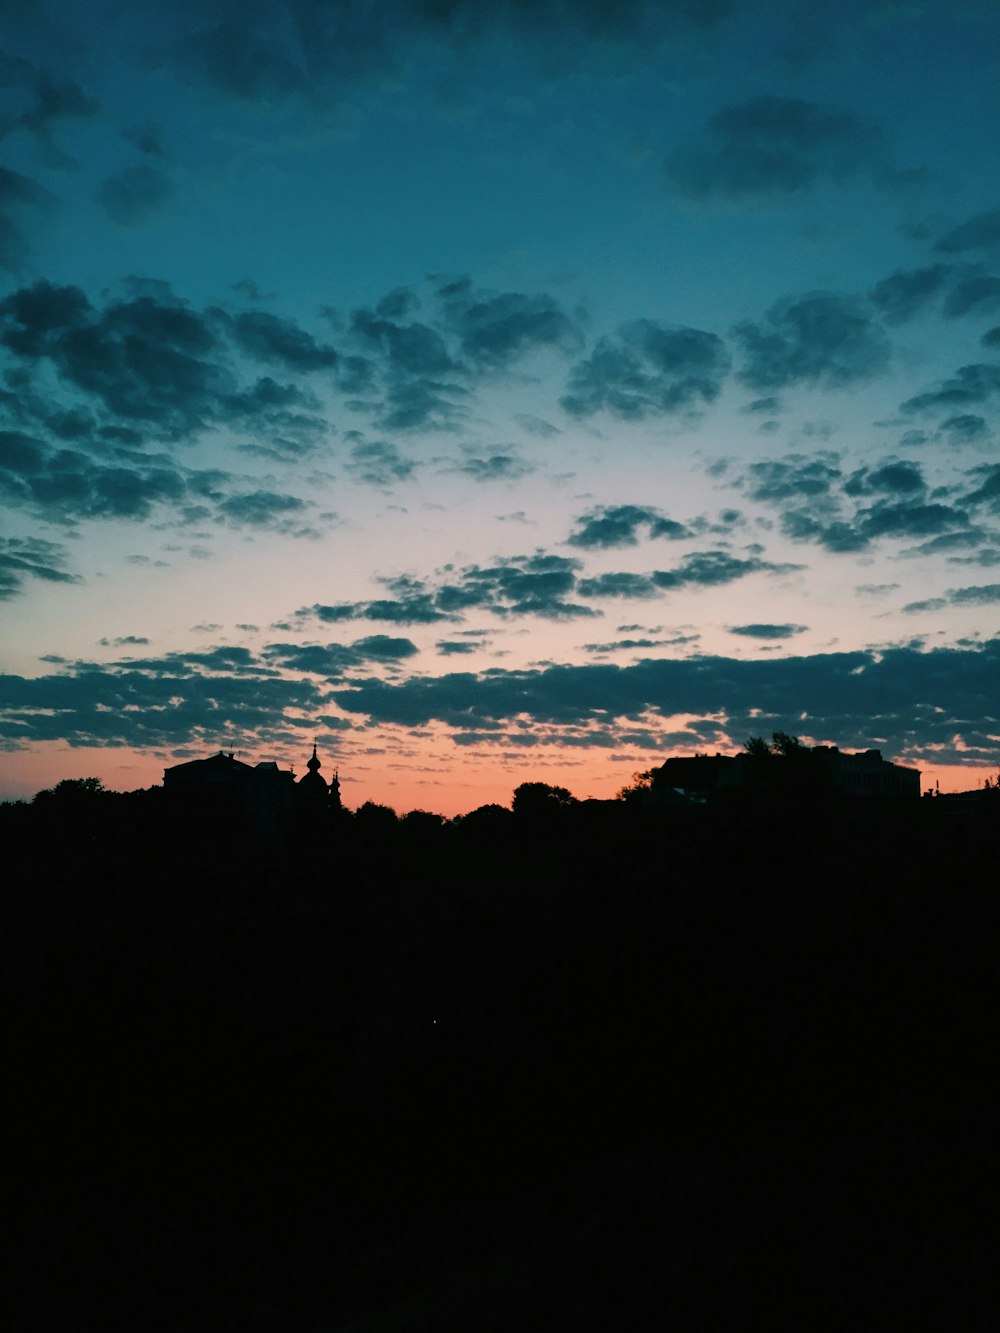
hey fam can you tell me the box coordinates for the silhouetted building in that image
[298,742,342,810]
[648,745,920,804]
[163,745,343,831]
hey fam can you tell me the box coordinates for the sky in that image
[1,0,999,814]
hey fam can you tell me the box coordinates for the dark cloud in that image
[99,636,151,647]
[963,464,1000,512]
[96,165,174,227]
[300,553,598,624]
[568,504,690,549]
[377,376,469,432]
[174,21,306,106]
[735,451,982,556]
[666,96,881,200]
[581,636,686,653]
[983,326,1000,348]
[437,281,583,368]
[220,377,328,459]
[0,52,98,164]
[514,413,560,438]
[939,414,990,445]
[577,572,661,599]
[0,165,55,271]
[216,490,308,528]
[935,211,1000,255]
[0,430,195,523]
[651,550,800,589]
[0,535,81,599]
[163,0,737,117]
[262,634,418,676]
[436,553,596,620]
[436,640,480,655]
[323,638,1000,766]
[345,440,416,487]
[350,304,454,378]
[0,280,231,440]
[728,623,806,639]
[942,274,1000,320]
[843,461,925,497]
[734,293,890,391]
[905,583,1000,613]
[901,363,1000,416]
[869,264,953,324]
[4,628,996,768]
[745,454,842,502]
[454,454,533,483]
[0,655,326,748]
[563,319,729,419]
[230,310,340,373]
[123,124,167,158]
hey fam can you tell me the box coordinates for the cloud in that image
[568,504,690,549]
[0,535,82,599]
[262,634,418,676]
[901,363,1000,416]
[323,637,1000,765]
[562,319,729,419]
[216,490,308,528]
[650,549,800,589]
[350,303,455,378]
[935,210,1000,255]
[744,454,842,502]
[435,553,597,619]
[453,454,534,483]
[345,439,416,487]
[0,280,231,441]
[666,96,882,200]
[436,640,481,655]
[0,53,98,164]
[436,280,583,368]
[904,583,1000,613]
[869,265,953,324]
[514,413,560,437]
[0,654,327,749]
[939,414,990,445]
[174,21,306,106]
[0,166,56,271]
[734,293,890,391]
[735,451,986,556]
[843,461,925,497]
[230,310,340,373]
[577,572,662,599]
[728,623,806,639]
[942,274,1000,320]
[301,553,599,624]
[963,464,1000,512]
[4,630,997,768]
[96,165,174,227]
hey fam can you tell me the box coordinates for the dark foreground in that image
[7,796,998,1328]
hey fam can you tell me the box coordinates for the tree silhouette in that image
[512,782,577,817]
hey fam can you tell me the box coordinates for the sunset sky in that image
[2,0,998,813]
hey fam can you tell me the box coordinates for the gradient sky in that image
[2,0,999,813]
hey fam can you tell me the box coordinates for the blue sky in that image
[1,0,998,811]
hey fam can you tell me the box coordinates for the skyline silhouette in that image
[1,1,999,811]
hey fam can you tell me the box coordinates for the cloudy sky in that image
[2,0,998,812]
